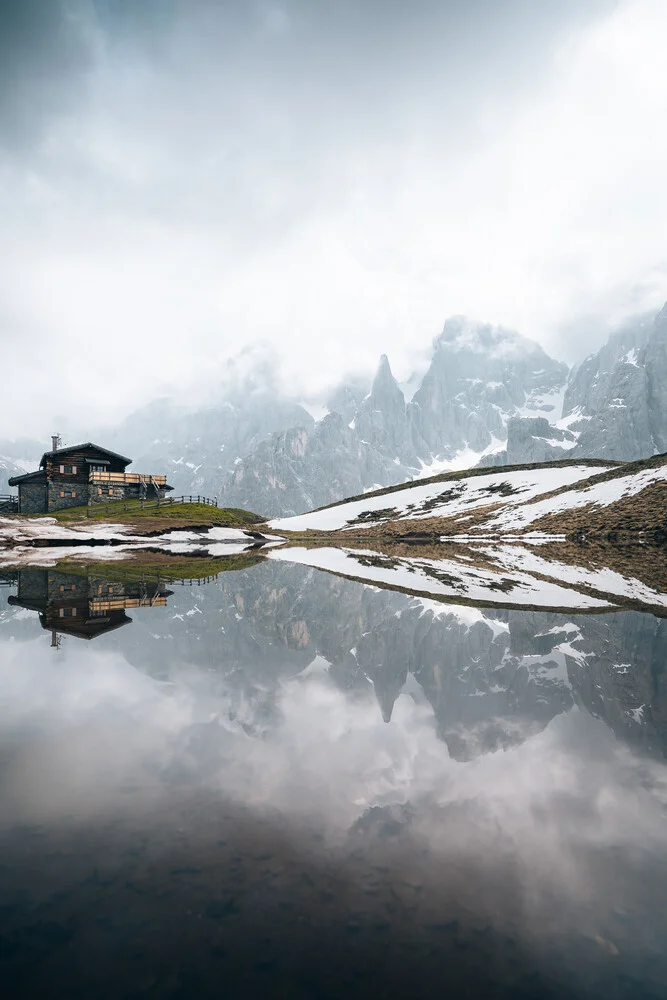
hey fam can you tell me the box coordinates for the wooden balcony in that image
[88,471,167,486]
[89,596,168,612]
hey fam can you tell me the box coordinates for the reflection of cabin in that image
[7,568,172,642]
[8,440,172,514]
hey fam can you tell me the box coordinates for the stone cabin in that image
[7,567,172,642]
[8,441,173,514]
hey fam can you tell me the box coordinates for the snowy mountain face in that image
[0,455,29,494]
[101,392,317,500]
[408,318,567,464]
[225,304,665,518]
[3,307,665,518]
[223,318,570,516]
[504,307,667,465]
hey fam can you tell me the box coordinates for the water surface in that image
[1,557,666,999]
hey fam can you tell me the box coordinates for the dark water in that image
[1,560,667,999]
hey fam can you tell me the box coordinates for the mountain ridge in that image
[2,306,666,518]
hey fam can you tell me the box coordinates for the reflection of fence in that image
[86,495,219,516]
[0,494,18,514]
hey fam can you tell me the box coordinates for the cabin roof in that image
[7,469,47,486]
[39,443,132,468]
[40,615,132,640]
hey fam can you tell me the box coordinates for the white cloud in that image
[0,0,665,435]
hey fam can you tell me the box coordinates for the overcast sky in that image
[1,0,666,437]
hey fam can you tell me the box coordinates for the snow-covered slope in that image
[269,454,667,538]
[269,461,617,534]
[484,461,667,534]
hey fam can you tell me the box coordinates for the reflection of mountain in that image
[112,559,667,761]
[5,568,172,643]
[3,558,664,758]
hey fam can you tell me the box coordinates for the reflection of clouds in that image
[2,634,667,864]
[3,626,667,957]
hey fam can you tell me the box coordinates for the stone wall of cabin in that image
[18,476,169,512]
[47,480,89,512]
[88,483,168,505]
[46,571,87,602]
[19,482,48,514]
[16,568,49,601]
[88,483,139,505]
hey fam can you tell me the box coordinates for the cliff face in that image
[225,308,667,518]
[223,411,414,518]
[506,308,667,466]
[223,319,569,516]
[408,317,567,462]
[0,455,26,494]
[5,306,665,519]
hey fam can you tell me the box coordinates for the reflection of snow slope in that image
[269,464,612,533]
[269,546,611,610]
[476,545,667,609]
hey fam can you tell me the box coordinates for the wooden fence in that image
[86,494,219,516]
[0,495,18,514]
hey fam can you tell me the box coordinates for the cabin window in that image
[90,465,105,472]
[60,608,77,618]
[59,465,76,474]
[98,487,113,495]
[59,584,77,592]
[59,490,76,498]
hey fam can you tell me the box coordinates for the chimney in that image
[51,434,61,452]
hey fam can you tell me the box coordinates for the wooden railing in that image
[0,494,18,513]
[89,596,168,611]
[89,472,167,485]
[85,495,219,515]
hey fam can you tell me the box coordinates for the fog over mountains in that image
[3,304,666,516]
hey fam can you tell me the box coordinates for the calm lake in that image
[1,555,666,999]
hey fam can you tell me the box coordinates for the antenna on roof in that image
[51,434,62,452]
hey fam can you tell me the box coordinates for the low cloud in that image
[1,0,665,435]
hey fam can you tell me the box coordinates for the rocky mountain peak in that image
[354,354,412,462]
[435,316,548,363]
[368,353,403,401]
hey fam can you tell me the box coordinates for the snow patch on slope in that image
[485,465,667,533]
[269,465,613,533]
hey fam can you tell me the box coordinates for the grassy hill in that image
[44,500,264,532]
[268,455,667,540]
